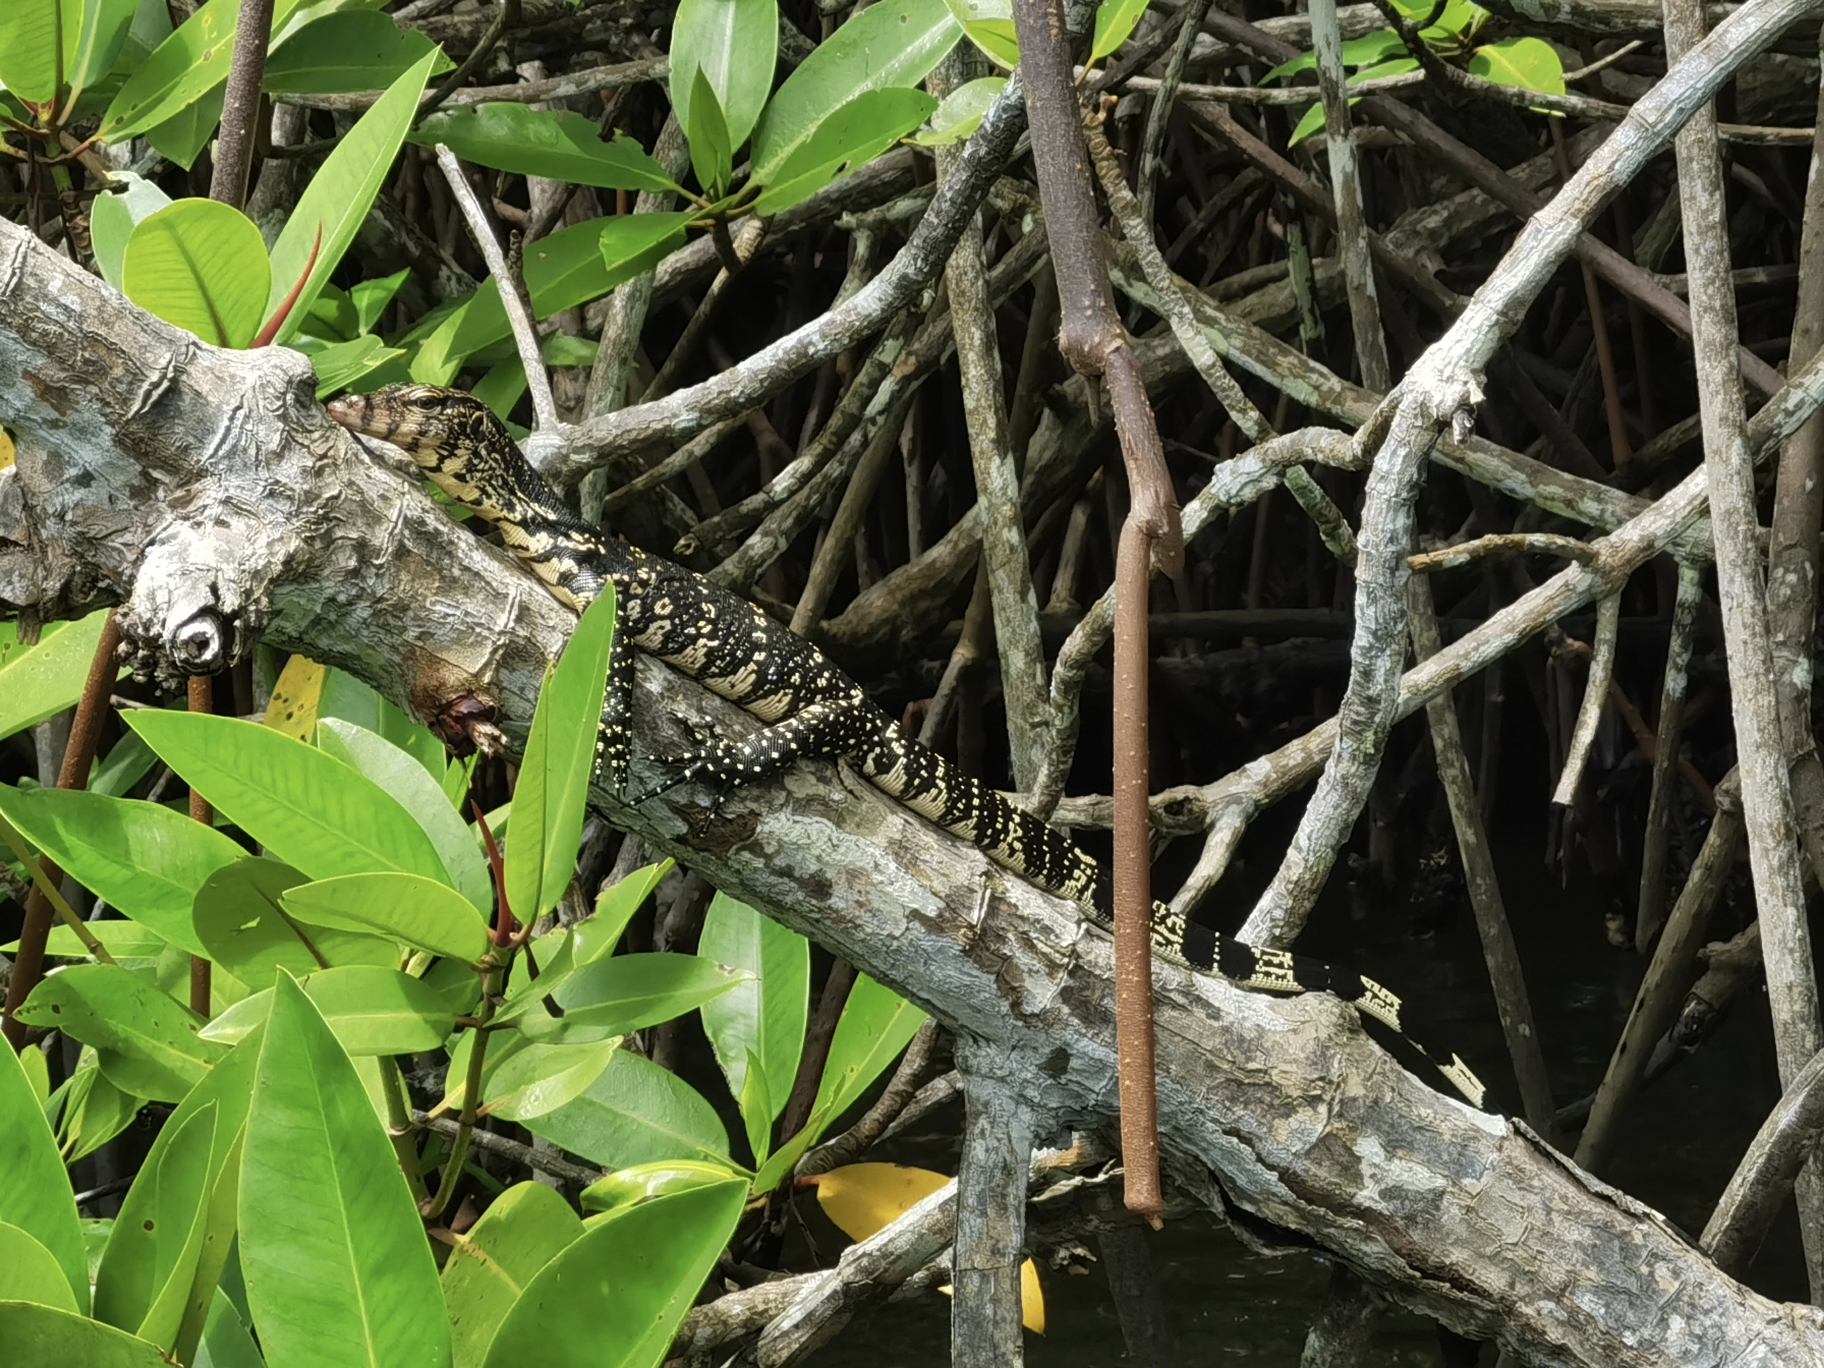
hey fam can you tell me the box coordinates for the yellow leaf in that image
[0,429,14,471]
[812,1163,1045,1333]
[264,654,325,741]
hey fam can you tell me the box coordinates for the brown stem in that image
[3,610,120,1048]
[1550,121,1632,470]
[207,0,276,210]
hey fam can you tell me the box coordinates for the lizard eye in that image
[413,396,440,413]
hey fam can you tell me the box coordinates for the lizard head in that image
[327,383,487,471]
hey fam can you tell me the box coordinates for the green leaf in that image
[0,1043,87,1313]
[441,1183,583,1368]
[194,1289,264,1368]
[123,710,454,887]
[100,0,308,139]
[508,953,745,1044]
[578,1160,734,1214]
[68,0,139,108]
[1090,0,1149,62]
[91,172,173,292]
[0,1221,81,1312]
[264,47,439,346]
[0,1304,170,1368]
[0,609,118,743]
[576,858,673,959]
[262,9,447,94]
[192,857,399,981]
[15,964,224,1101]
[749,1103,826,1193]
[810,972,926,1128]
[697,892,807,1121]
[120,199,268,348]
[939,0,1016,69]
[905,74,1002,146]
[281,871,491,964]
[317,717,492,913]
[303,334,406,398]
[143,81,222,170]
[53,1056,143,1164]
[669,0,776,151]
[0,783,243,958]
[241,973,452,1368]
[94,1028,260,1356]
[686,67,734,196]
[410,104,683,193]
[503,584,617,925]
[350,267,411,333]
[522,1049,733,1168]
[481,1180,745,1368]
[739,1048,771,1163]
[411,214,692,383]
[1261,26,1403,82]
[480,1036,620,1122]
[1467,34,1564,95]
[0,0,76,106]
[752,86,935,216]
[751,0,959,182]
[200,966,456,1054]
[3,918,169,961]
[90,731,159,799]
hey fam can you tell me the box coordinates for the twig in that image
[279,55,667,114]
[1408,532,1596,572]
[1550,592,1619,807]
[1635,561,1703,953]
[1135,0,1215,229]
[1702,1046,1824,1276]
[434,143,558,435]
[798,1018,941,1177]
[415,1112,602,1185]
[642,219,768,404]
[418,0,522,125]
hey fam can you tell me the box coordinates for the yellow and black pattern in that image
[327,385,1487,1111]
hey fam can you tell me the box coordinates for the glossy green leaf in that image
[282,871,491,963]
[752,86,934,215]
[752,0,958,183]
[0,1222,81,1312]
[0,610,117,743]
[811,972,926,1127]
[68,0,139,107]
[669,0,776,150]
[316,669,450,780]
[305,334,406,398]
[576,859,674,960]
[124,710,453,886]
[685,67,733,196]
[121,197,268,348]
[943,0,1018,69]
[91,172,171,290]
[480,1036,620,1121]
[1261,27,1402,81]
[522,1049,733,1168]
[100,0,308,139]
[0,1044,87,1313]
[503,585,617,925]
[95,1029,259,1356]
[411,214,692,383]
[144,81,222,170]
[0,1304,169,1367]
[192,857,398,980]
[578,1160,734,1214]
[241,973,452,1368]
[317,718,491,913]
[201,965,455,1055]
[510,953,745,1044]
[264,48,438,345]
[15,964,224,1101]
[482,1179,744,1368]
[0,784,241,958]
[1467,34,1564,95]
[263,9,445,94]
[1090,0,1149,61]
[89,731,159,799]
[739,1048,772,1163]
[96,1104,217,1350]
[3,919,170,961]
[905,74,1002,146]
[18,1046,49,1107]
[0,0,77,106]
[53,1056,143,1164]
[749,1103,826,1193]
[194,1288,264,1368]
[350,267,411,332]
[697,892,806,1119]
[442,1182,584,1368]
[410,103,683,193]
